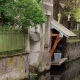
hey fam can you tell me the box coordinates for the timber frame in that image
[50,33,61,57]
[50,33,67,66]
[50,19,76,66]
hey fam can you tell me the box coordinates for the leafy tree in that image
[59,0,80,28]
[60,0,80,18]
[0,0,15,26]
[53,0,80,28]
[53,0,60,21]
[0,0,46,29]
[73,7,80,22]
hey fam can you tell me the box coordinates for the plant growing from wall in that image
[0,0,46,29]
[28,73,37,80]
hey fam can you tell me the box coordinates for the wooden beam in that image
[50,36,61,57]
[51,58,67,66]
[51,34,59,37]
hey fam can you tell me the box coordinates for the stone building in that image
[29,0,53,72]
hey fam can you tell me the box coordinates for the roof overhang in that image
[51,19,77,38]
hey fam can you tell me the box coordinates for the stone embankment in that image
[0,54,29,80]
[65,41,80,61]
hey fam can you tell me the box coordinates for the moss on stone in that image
[67,39,80,43]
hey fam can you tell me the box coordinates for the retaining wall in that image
[65,41,80,61]
[0,41,80,80]
[63,59,80,80]
[0,54,29,80]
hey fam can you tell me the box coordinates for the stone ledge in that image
[0,52,29,59]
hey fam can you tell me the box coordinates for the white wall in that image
[30,25,40,52]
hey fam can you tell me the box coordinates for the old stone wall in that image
[65,41,80,61]
[29,0,53,73]
[0,54,29,80]
[29,51,51,72]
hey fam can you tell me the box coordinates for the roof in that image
[51,19,77,38]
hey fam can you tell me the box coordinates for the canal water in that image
[23,58,80,80]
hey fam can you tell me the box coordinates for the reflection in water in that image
[36,58,80,80]
[23,58,80,80]
[36,72,51,80]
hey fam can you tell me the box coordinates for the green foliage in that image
[16,0,46,29]
[73,8,80,22]
[0,49,24,57]
[29,73,37,80]
[0,0,15,25]
[0,0,46,29]
[60,0,80,20]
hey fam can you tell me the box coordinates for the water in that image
[23,58,80,80]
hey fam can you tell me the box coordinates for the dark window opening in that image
[51,29,67,59]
